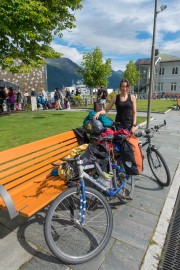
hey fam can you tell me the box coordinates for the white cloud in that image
[51,44,83,65]
[51,0,180,71]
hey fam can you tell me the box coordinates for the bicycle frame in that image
[76,158,130,224]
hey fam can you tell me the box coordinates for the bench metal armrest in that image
[0,185,19,219]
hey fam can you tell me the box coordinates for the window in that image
[171,83,176,91]
[172,67,178,74]
[158,83,163,91]
[159,68,164,75]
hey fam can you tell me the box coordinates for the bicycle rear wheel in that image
[147,147,171,187]
[112,167,135,203]
[44,186,113,264]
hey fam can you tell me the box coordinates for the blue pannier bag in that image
[98,115,113,127]
[83,111,113,128]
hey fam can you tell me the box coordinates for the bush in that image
[107,91,117,102]
[72,95,84,106]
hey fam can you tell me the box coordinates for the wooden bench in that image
[0,130,79,219]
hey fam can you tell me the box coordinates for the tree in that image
[0,0,83,73]
[78,47,112,91]
[123,60,140,87]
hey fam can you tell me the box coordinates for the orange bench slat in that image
[1,142,78,188]
[0,130,77,164]
[0,141,78,181]
[0,129,81,218]
[0,137,78,172]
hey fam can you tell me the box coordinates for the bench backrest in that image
[0,130,78,192]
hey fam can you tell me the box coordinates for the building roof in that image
[135,57,159,65]
[157,53,180,62]
[135,53,180,66]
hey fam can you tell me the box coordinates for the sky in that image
[51,0,180,71]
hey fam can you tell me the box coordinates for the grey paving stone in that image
[0,210,27,232]
[112,205,158,251]
[20,251,70,270]
[134,173,169,199]
[17,212,49,251]
[99,240,144,270]
[69,238,115,270]
[128,189,165,216]
[0,225,35,270]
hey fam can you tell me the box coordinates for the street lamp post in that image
[146,0,167,128]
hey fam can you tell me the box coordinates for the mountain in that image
[46,58,123,90]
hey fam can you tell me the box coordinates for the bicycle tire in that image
[112,167,135,203]
[44,186,113,264]
[147,147,171,187]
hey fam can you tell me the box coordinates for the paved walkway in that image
[0,110,180,270]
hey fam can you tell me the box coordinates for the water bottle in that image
[97,175,109,187]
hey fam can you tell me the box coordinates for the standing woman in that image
[93,79,137,134]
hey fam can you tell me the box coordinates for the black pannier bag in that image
[81,144,110,173]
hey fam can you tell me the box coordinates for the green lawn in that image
[0,110,146,151]
[136,99,177,112]
[81,99,177,112]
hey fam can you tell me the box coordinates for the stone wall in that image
[0,66,47,95]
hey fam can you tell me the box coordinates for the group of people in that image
[0,87,24,113]
[0,79,137,133]
[53,87,71,110]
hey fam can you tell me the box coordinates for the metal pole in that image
[146,0,158,128]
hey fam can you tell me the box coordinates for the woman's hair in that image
[119,79,130,88]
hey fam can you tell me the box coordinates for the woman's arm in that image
[93,96,116,120]
[130,95,137,133]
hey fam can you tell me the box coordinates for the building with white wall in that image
[135,54,180,95]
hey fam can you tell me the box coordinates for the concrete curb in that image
[140,162,180,270]
[136,117,154,130]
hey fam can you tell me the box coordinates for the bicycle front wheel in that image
[147,147,171,187]
[44,186,113,264]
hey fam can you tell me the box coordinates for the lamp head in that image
[160,5,167,12]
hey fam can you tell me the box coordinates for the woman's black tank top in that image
[115,94,133,129]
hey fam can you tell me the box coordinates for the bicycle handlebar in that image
[51,155,81,167]
[135,120,166,138]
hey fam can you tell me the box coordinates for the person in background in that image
[16,89,22,111]
[97,85,108,109]
[64,88,71,109]
[31,88,37,97]
[54,87,62,110]
[76,88,81,96]
[7,87,15,112]
[41,88,48,109]
[0,87,6,113]
[37,94,46,110]
[94,79,137,134]
[23,90,29,107]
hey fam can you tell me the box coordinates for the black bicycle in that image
[136,120,171,187]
